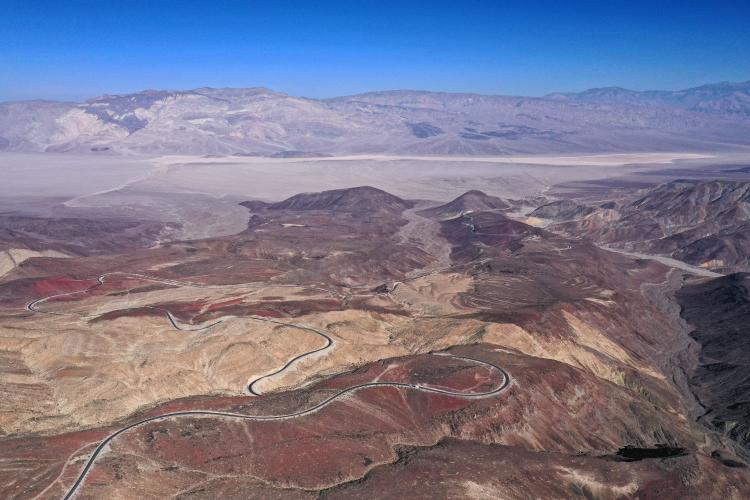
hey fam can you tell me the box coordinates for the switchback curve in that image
[24,272,513,500]
[61,351,510,499]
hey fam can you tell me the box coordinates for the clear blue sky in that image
[1,0,748,101]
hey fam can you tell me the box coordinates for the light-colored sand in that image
[0,151,714,205]
[0,152,152,200]
[152,152,710,167]
[135,153,712,203]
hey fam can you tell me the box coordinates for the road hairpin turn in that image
[25,272,512,500]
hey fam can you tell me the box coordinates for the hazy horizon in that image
[3,77,750,104]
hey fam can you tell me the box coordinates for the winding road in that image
[245,317,334,396]
[26,272,230,330]
[598,246,723,278]
[59,352,509,500]
[24,271,513,499]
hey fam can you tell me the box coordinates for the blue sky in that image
[1,0,748,101]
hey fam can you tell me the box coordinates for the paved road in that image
[26,273,341,395]
[59,351,509,500]
[246,317,334,396]
[26,273,228,330]
[599,246,723,278]
[26,271,512,499]
[63,353,512,500]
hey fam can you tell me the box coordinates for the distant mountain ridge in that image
[241,186,414,214]
[549,81,750,120]
[1,81,750,155]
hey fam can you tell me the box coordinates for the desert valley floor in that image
[1,152,750,499]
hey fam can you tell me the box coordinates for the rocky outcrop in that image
[529,198,595,221]
[554,180,750,271]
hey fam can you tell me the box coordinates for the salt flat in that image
[141,152,717,202]
[0,151,737,239]
[153,152,710,166]
[0,151,719,204]
[0,152,152,200]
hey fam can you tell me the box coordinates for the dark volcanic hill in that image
[3,81,750,155]
[552,179,750,271]
[233,187,427,285]
[418,190,510,220]
[243,186,414,214]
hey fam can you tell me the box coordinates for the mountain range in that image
[4,180,750,496]
[549,81,750,119]
[546,179,750,272]
[1,81,750,155]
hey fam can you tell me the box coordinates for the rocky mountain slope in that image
[676,273,750,456]
[2,81,750,155]
[528,199,596,222]
[548,180,750,271]
[322,438,750,499]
